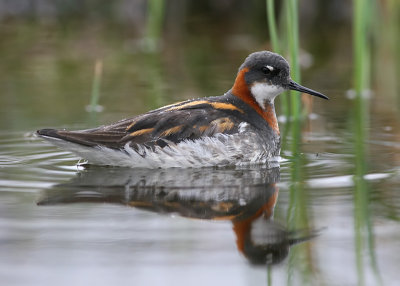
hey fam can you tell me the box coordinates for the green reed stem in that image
[286,0,301,119]
[353,93,382,286]
[267,265,272,286]
[266,0,290,118]
[353,1,382,284]
[88,59,103,112]
[267,0,280,52]
[286,118,315,285]
[353,94,367,286]
[390,0,400,104]
[353,0,369,94]
[145,0,165,51]
[285,0,314,275]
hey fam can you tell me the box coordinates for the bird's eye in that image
[262,65,280,77]
[262,65,274,75]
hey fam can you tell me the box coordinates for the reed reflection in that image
[38,165,317,265]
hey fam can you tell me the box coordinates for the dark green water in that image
[1,4,400,286]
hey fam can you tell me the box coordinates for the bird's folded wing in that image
[38,100,245,150]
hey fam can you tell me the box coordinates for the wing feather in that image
[38,99,245,150]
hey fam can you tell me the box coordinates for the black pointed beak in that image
[288,80,329,100]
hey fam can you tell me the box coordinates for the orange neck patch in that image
[231,68,280,134]
[265,104,279,134]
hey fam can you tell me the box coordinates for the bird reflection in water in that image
[38,165,318,265]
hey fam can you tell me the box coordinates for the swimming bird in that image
[37,51,328,168]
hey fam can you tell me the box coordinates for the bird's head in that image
[232,51,328,108]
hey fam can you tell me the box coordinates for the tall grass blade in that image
[87,59,103,113]
[145,0,165,52]
[352,0,382,284]
[266,0,289,118]
[286,0,301,119]
[266,0,280,52]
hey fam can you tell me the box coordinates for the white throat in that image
[250,83,284,109]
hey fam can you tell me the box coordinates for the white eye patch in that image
[266,65,274,72]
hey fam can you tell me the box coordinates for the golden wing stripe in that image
[166,100,210,111]
[167,100,244,113]
[160,125,184,136]
[209,102,244,113]
[129,128,154,137]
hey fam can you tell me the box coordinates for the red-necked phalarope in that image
[37,51,328,168]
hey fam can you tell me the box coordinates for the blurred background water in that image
[0,1,399,285]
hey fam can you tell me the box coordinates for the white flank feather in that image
[40,129,279,168]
